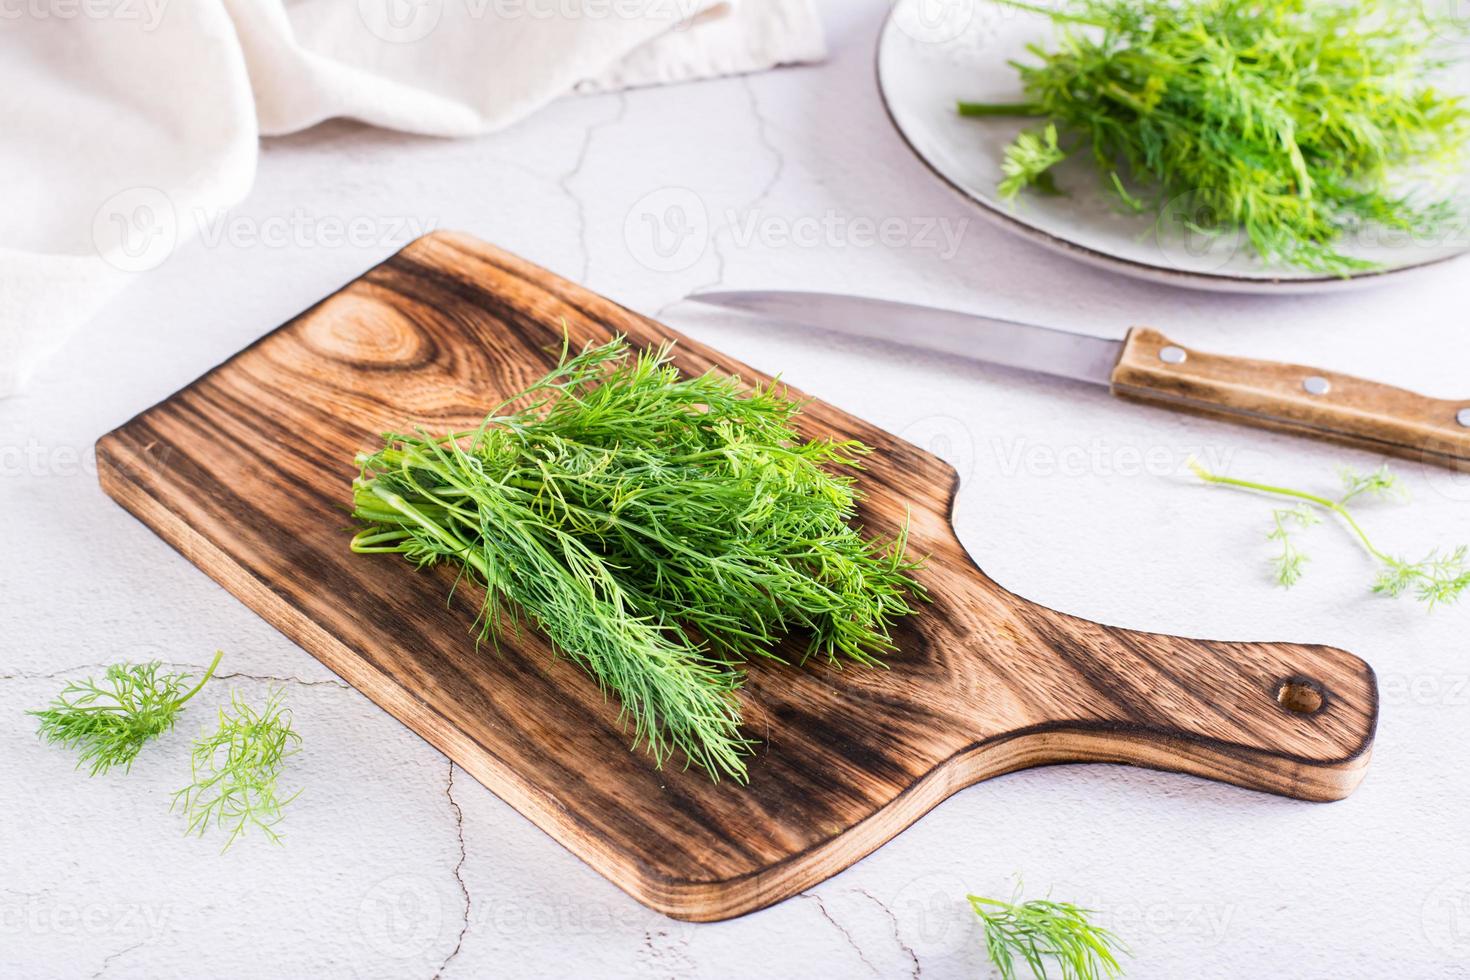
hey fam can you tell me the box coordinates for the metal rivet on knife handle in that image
[685,295,1470,472]
[1109,327,1470,472]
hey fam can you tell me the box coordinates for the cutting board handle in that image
[949,583,1379,803]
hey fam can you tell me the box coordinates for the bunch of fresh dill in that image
[351,337,925,782]
[960,0,1470,273]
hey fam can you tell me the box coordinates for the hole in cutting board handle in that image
[1276,677,1327,716]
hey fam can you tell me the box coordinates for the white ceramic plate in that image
[876,0,1470,293]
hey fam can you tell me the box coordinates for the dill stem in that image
[957,101,1046,117]
[174,650,224,708]
[1191,465,1390,565]
[991,0,1110,26]
[370,486,495,581]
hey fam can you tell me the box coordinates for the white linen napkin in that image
[0,0,824,397]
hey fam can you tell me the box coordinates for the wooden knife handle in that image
[1111,327,1470,471]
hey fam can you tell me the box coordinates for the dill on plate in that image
[960,0,1470,273]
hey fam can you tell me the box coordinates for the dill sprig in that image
[173,688,302,851]
[1191,461,1470,608]
[969,886,1129,980]
[30,651,224,776]
[350,336,926,782]
[960,0,1470,273]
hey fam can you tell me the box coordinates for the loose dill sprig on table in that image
[173,688,302,851]
[969,886,1129,980]
[1191,461,1470,608]
[959,0,1470,273]
[30,651,224,775]
[350,336,926,782]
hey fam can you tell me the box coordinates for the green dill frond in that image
[351,337,927,782]
[30,651,224,776]
[999,124,1068,199]
[1268,504,1319,588]
[1338,464,1407,505]
[961,0,1470,273]
[1192,462,1470,609]
[173,688,302,851]
[969,885,1129,980]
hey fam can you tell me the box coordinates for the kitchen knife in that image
[689,290,1470,472]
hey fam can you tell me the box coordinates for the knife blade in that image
[690,290,1122,387]
[687,289,1470,472]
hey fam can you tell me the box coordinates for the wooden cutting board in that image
[97,232,1378,922]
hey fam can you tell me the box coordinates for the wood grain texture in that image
[96,232,1378,922]
[1112,327,1470,470]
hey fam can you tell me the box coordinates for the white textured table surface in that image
[5,3,1470,977]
